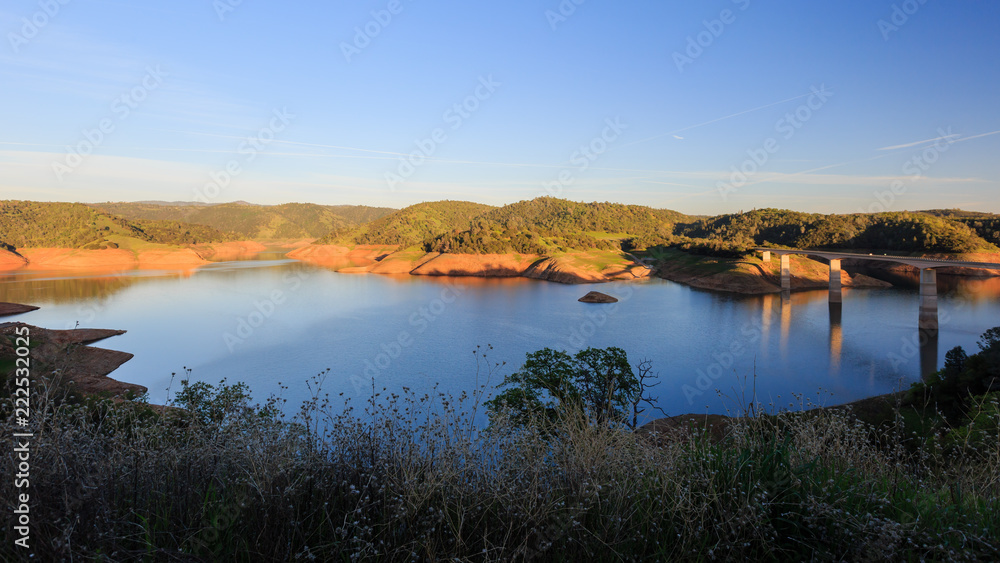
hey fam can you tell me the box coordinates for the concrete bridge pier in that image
[829,259,842,304]
[918,268,939,332]
[780,254,791,290]
[762,250,771,263]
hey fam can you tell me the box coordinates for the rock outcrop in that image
[289,245,657,285]
[579,291,618,303]
[0,323,142,397]
[0,302,39,317]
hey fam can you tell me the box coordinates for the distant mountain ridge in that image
[0,200,234,250]
[91,202,396,240]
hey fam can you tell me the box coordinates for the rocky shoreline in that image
[654,252,895,295]
[1,304,142,397]
[288,244,654,284]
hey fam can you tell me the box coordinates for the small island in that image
[578,291,618,303]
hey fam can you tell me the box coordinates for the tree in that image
[942,346,968,385]
[485,347,656,429]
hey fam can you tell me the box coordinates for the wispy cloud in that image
[877,133,961,151]
[951,129,1000,144]
[619,89,831,150]
[877,129,1000,151]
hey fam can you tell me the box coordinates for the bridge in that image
[755,248,1000,331]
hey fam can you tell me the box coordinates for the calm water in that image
[3,255,1000,425]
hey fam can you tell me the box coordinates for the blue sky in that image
[1,0,998,214]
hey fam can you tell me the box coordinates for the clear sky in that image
[1,0,998,214]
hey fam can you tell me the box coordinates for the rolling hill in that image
[671,208,999,255]
[315,201,495,247]
[91,202,396,240]
[424,197,689,254]
[0,201,233,250]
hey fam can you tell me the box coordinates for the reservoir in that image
[3,253,999,425]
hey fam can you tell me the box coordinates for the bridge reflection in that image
[758,247,1000,332]
[756,289,940,381]
[829,302,842,373]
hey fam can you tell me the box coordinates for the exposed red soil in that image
[193,241,268,261]
[0,249,27,270]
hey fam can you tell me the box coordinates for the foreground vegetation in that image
[2,331,999,561]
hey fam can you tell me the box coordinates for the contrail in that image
[618,89,832,149]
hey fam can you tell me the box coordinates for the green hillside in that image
[425,197,688,254]
[314,198,997,258]
[317,201,495,247]
[0,201,233,250]
[92,202,396,240]
[670,208,999,256]
[919,210,1000,247]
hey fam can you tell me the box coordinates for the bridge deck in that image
[754,248,1000,270]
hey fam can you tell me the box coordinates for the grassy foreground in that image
[1,365,999,561]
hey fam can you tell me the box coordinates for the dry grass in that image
[1,362,999,562]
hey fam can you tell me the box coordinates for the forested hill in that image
[316,201,495,247]
[310,198,998,257]
[7,199,997,257]
[918,209,1000,247]
[425,197,688,254]
[0,201,233,250]
[668,208,999,255]
[91,202,396,240]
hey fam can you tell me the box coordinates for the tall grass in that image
[2,363,999,561]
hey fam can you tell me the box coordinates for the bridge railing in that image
[757,247,939,259]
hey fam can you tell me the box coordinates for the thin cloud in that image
[951,129,1000,144]
[619,88,832,149]
[877,133,961,151]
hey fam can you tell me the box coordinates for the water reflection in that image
[2,258,998,417]
[829,302,843,373]
[780,290,791,359]
[919,328,939,380]
[0,269,195,305]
